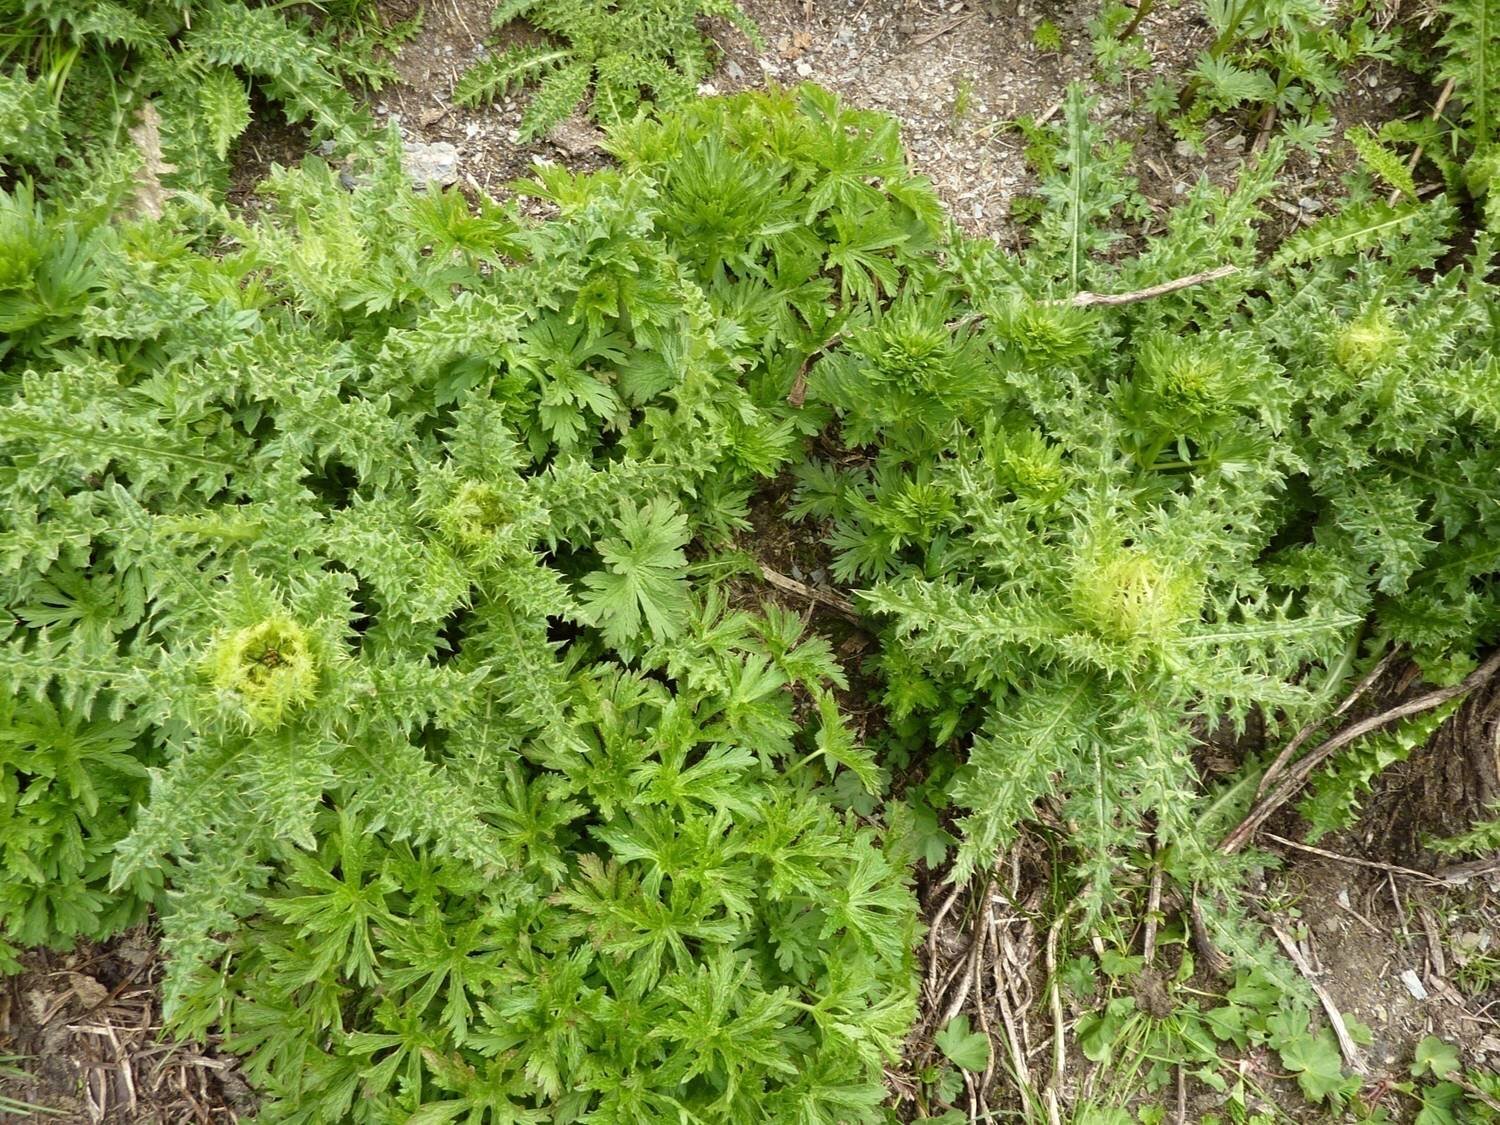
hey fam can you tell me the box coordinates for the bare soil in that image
[0,929,254,1123]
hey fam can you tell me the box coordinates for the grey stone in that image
[403,140,460,187]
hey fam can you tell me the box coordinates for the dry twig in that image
[1188,892,1232,977]
[787,330,845,406]
[1053,264,1241,308]
[1222,649,1500,854]
[1390,77,1457,206]
[757,564,860,621]
[1261,831,1444,884]
[1270,924,1365,1073]
[909,12,976,48]
[1433,853,1500,884]
[1141,857,1164,965]
[1257,647,1403,798]
[1044,913,1068,1112]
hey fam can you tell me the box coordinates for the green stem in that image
[1120,0,1156,42]
[1134,433,1177,473]
[1209,0,1252,59]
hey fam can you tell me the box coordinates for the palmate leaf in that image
[578,498,692,648]
[935,1014,991,1072]
[1193,53,1279,108]
[0,88,941,1124]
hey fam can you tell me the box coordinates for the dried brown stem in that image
[1141,857,1164,965]
[1044,914,1067,1106]
[1257,647,1402,798]
[1055,264,1241,308]
[1261,831,1443,884]
[1271,924,1365,1073]
[757,564,860,621]
[1221,649,1500,854]
[1433,853,1500,884]
[1188,891,1232,977]
[787,329,847,407]
[909,12,976,48]
[926,880,965,1001]
[1389,77,1457,207]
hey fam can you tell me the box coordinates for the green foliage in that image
[1414,1035,1462,1079]
[1298,702,1457,840]
[577,498,692,650]
[1347,123,1420,201]
[1440,0,1500,210]
[1034,19,1065,52]
[1090,2,1154,82]
[0,85,948,1121]
[1167,0,1396,145]
[0,0,389,201]
[935,1015,991,1072]
[4,16,1500,1113]
[456,0,763,140]
[795,84,1500,928]
[1068,950,1366,1113]
[1428,804,1500,856]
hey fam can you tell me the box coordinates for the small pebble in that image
[1222,133,1245,152]
[725,59,745,80]
[1298,196,1321,212]
[796,61,814,77]
[1173,139,1196,159]
[1399,969,1428,1000]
